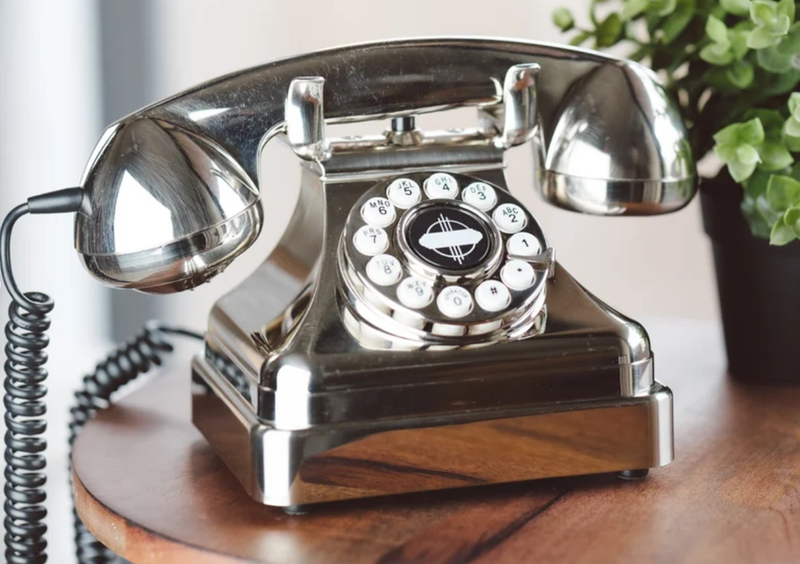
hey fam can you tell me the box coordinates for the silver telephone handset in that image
[70,38,694,509]
[75,38,694,294]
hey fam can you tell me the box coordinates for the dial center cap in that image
[406,205,492,271]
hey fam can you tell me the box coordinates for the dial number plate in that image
[341,170,550,342]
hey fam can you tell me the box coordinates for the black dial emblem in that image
[407,205,492,270]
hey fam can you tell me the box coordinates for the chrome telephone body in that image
[75,38,695,507]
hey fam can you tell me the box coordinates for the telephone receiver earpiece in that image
[75,38,695,294]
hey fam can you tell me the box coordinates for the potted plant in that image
[553,0,800,382]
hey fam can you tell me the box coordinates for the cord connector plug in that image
[27,187,84,214]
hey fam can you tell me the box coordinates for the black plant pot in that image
[701,178,800,383]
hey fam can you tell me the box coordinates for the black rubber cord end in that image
[27,187,84,215]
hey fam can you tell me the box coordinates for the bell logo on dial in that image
[407,205,492,270]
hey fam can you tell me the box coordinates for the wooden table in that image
[72,320,800,563]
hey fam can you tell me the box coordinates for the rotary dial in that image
[339,171,552,343]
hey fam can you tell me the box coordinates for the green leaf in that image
[785,206,800,234]
[714,120,768,181]
[772,14,792,35]
[729,158,759,181]
[661,0,695,43]
[715,143,738,162]
[721,0,752,15]
[707,15,730,45]
[553,7,575,31]
[596,13,623,47]
[732,18,755,31]
[714,119,765,145]
[621,0,649,20]
[700,43,735,64]
[789,92,800,117]
[730,29,752,58]
[714,124,740,147]
[726,61,755,87]
[757,193,784,224]
[757,43,794,70]
[782,112,800,149]
[742,194,774,238]
[778,22,800,53]
[785,131,800,151]
[652,0,678,15]
[569,30,592,45]
[737,143,762,164]
[766,174,800,208]
[759,139,795,170]
[759,68,800,94]
[770,217,797,243]
[787,162,800,181]
[740,118,768,144]
[751,0,778,27]
[777,0,795,22]
[744,168,773,198]
[784,116,800,137]
[749,26,781,49]
[745,109,786,133]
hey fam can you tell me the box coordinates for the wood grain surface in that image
[72,321,800,563]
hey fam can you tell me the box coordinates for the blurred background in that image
[0,0,718,560]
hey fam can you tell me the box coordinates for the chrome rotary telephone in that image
[78,38,694,508]
[4,38,695,541]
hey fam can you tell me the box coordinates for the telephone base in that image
[192,355,672,507]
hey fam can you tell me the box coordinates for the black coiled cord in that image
[0,201,59,564]
[3,291,52,564]
[69,323,202,564]
[0,190,203,563]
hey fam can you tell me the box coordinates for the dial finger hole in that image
[387,178,421,209]
[506,232,541,256]
[462,182,497,212]
[501,260,536,291]
[361,197,396,228]
[366,254,403,286]
[492,203,527,234]
[397,277,434,309]
[475,280,511,312]
[353,225,389,256]
[424,172,459,200]
[437,285,473,318]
